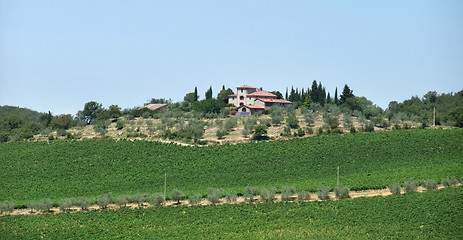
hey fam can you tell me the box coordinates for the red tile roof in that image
[237,85,257,89]
[228,94,237,97]
[247,90,277,97]
[257,98,292,104]
[244,105,265,109]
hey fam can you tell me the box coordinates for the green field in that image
[1,186,462,239]
[1,129,462,204]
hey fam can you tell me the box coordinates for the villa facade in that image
[228,85,292,115]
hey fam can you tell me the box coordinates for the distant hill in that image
[0,105,45,122]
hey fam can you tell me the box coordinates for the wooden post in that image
[164,173,167,202]
[337,166,340,187]
[433,107,436,126]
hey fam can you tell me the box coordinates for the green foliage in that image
[1,187,462,239]
[318,185,331,200]
[244,186,259,202]
[297,191,311,201]
[59,198,74,211]
[148,194,165,206]
[171,189,184,204]
[252,124,268,140]
[404,179,418,193]
[116,121,125,130]
[114,195,130,208]
[77,101,103,124]
[281,186,296,201]
[97,193,112,209]
[294,128,305,137]
[76,197,92,211]
[421,179,438,190]
[334,185,350,199]
[286,115,299,129]
[188,194,202,205]
[0,200,15,214]
[270,107,284,125]
[260,188,276,202]
[225,193,238,203]
[339,84,354,105]
[133,193,148,207]
[52,114,73,130]
[217,87,234,104]
[205,86,213,100]
[389,183,401,194]
[56,128,66,137]
[207,188,224,204]
[192,99,224,114]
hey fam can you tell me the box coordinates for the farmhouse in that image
[228,85,292,115]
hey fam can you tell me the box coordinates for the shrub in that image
[317,127,323,135]
[306,127,313,135]
[97,193,112,209]
[28,201,40,213]
[207,188,224,204]
[76,197,92,210]
[286,115,299,129]
[57,128,66,136]
[260,188,276,202]
[281,186,296,201]
[334,185,350,199]
[59,198,74,211]
[297,191,311,201]
[38,198,53,212]
[421,179,438,190]
[133,193,148,207]
[114,195,129,208]
[442,176,459,187]
[0,200,15,214]
[244,186,259,202]
[252,125,268,140]
[116,121,125,130]
[171,189,184,204]
[216,128,227,139]
[350,126,356,133]
[149,194,165,206]
[188,194,203,205]
[294,128,305,137]
[225,193,238,203]
[48,134,55,141]
[281,125,291,137]
[317,185,331,200]
[404,179,418,193]
[389,183,401,194]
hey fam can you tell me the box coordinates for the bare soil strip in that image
[2,184,460,217]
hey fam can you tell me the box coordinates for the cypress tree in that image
[334,87,339,105]
[194,87,199,102]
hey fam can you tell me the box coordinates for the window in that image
[240,102,244,107]
[240,96,244,100]
[242,108,246,112]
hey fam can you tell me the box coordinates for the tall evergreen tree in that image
[340,84,354,105]
[194,87,199,102]
[334,87,339,105]
[285,88,289,100]
[205,86,213,100]
[327,92,332,104]
[310,80,318,103]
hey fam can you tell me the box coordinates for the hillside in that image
[1,129,462,204]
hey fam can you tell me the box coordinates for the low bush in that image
[442,176,459,187]
[297,191,311,201]
[281,186,296,201]
[114,195,129,208]
[389,183,401,195]
[97,193,113,209]
[0,200,15,214]
[148,194,165,206]
[59,198,74,211]
[188,194,202,205]
[260,188,276,202]
[76,197,92,210]
[207,188,224,204]
[404,179,418,193]
[334,185,350,199]
[225,193,238,203]
[244,186,259,202]
[421,179,438,190]
[317,185,331,200]
[171,189,184,204]
[133,193,148,207]
[38,198,53,212]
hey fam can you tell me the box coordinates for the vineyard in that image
[1,186,461,239]
[1,129,462,205]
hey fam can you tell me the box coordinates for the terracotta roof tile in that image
[257,98,292,104]
[247,90,277,97]
[237,85,257,89]
[244,105,265,109]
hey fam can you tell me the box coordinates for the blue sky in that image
[1,0,462,115]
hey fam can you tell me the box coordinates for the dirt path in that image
[2,184,460,217]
